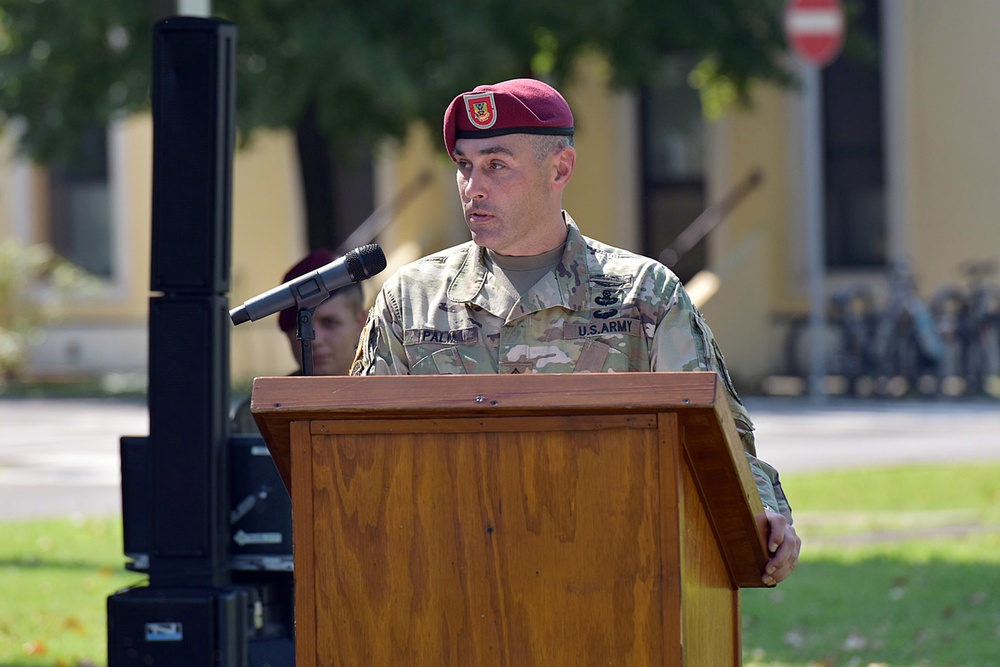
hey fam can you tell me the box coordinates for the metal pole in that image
[177,0,211,16]
[802,62,827,400]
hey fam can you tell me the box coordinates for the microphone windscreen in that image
[353,243,387,280]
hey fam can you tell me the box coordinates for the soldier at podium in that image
[350,78,800,585]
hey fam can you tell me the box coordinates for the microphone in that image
[229,243,387,325]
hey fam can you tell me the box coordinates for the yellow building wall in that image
[908,1,1000,292]
[228,129,307,381]
[105,116,153,321]
[9,1,1000,390]
[698,83,794,386]
[374,123,465,281]
[0,133,21,239]
[561,56,639,251]
[703,0,1000,387]
[2,116,153,326]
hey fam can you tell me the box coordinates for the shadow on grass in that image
[742,555,1000,666]
[0,556,127,573]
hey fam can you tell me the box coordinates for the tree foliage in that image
[217,0,793,150]
[0,0,793,242]
[0,0,152,166]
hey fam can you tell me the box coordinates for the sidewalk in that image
[744,395,1000,473]
[1,395,998,520]
[0,398,147,520]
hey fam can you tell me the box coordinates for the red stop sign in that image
[784,0,846,67]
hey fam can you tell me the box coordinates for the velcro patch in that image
[565,318,640,338]
[590,274,632,289]
[404,327,478,346]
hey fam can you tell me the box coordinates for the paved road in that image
[0,395,998,520]
[744,395,1000,473]
[0,398,147,520]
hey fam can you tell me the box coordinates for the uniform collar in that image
[447,212,592,316]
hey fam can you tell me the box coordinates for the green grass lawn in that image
[742,462,1000,667]
[0,516,141,667]
[1,463,998,666]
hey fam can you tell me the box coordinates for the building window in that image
[823,0,885,268]
[47,127,113,278]
[640,54,706,283]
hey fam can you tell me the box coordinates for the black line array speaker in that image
[120,434,293,573]
[144,15,236,588]
[108,587,249,667]
[150,17,236,295]
[113,16,292,666]
[147,294,231,585]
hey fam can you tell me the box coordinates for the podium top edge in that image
[251,372,723,415]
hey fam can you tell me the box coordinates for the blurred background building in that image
[0,0,997,396]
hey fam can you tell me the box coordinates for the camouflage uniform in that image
[352,215,792,520]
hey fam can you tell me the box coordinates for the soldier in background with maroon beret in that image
[231,249,367,433]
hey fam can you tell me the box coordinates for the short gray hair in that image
[527,134,574,162]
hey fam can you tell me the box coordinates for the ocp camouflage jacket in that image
[352,214,792,520]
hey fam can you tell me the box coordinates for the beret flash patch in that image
[464,92,497,130]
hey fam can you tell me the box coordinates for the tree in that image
[0,0,152,164]
[0,238,99,384]
[0,0,793,250]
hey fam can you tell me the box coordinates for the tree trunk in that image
[294,103,376,253]
[295,102,338,251]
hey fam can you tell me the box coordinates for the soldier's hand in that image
[762,510,800,586]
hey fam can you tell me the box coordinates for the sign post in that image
[784,0,846,67]
[783,0,845,399]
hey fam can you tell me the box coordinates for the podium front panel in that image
[255,373,767,666]
[294,414,674,665]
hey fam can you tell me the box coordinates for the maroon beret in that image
[443,78,574,156]
[277,249,337,332]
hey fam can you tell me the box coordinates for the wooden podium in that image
[252,372,770,666]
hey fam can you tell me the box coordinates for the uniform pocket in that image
[408,346,470,375]
[574,339,632,372]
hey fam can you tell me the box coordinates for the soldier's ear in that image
[551,147,575,192]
